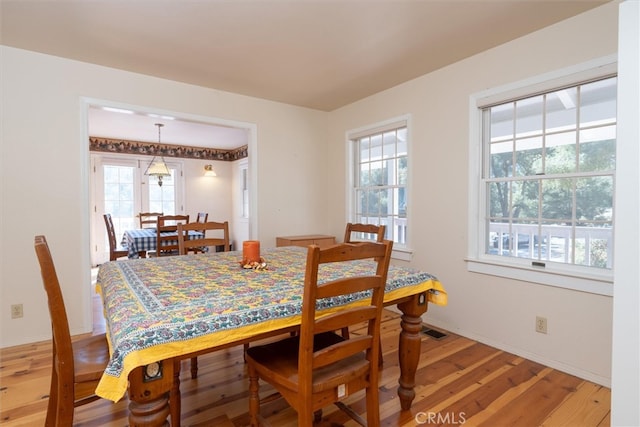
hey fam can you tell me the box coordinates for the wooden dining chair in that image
[177,220,230,255]
[344,222,386,243]
[103,213,138,260]
[245,240,393,427]
[177,220,231,379]
[139,211,164,228]
[196,212,208,227]
[34,235,111,426]
[342,222,387,350]
[156,215,190,256]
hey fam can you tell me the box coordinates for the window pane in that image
[511,180,539,219]
[546,87,577,132]
[397,156,407,185]
[515,136,543,176]
[579,126,616,172]
[490,145,513,178]
[580,78,617,126]
[541,178,573,221]
[360,137,370,163]
[546,133,577,174]
[488,181,510,218]
[490,103,514,141]
[382,131,396,159]
[576,176,613,222]
[516,95,543,137]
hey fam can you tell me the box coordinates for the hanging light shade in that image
[144,123,171,187]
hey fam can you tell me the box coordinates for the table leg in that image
[397,292,429,410]
[128,361,174,426]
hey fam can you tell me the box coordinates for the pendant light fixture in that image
[144,123,171,187]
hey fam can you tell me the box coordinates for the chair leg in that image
[190,357,198,379]
[340,326,350,339]
[365,374,381,426]
[171,360,181,427]
[45,360,58,427]
[248,366,260,427]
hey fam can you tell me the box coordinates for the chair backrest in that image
[196,212,209,234]
[178,221,230,255]
[156,215,189,256]
[34,236,75,383]
[344,222,386,243]
[139,212,164,228]
[103,213,121,260]
[298,240,393,394]
[196,212,208,224]
[157,214,190,227]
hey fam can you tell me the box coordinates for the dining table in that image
[95,245,447,426]
[122,228,204,258]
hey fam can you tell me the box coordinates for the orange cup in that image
[243,240,261,263]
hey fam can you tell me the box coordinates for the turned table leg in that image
[128,360,174,427]
[397,292,428,411]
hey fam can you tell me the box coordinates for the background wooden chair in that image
[156,215,190,257]
[196,212,208,227]
[177,220,230,255]
[245,240,393,426]
[344,222,386,243]
[342,222,387,347]
[139,211,164,228]
[34,235,110,426]
[103,213,138,260]
[177,220,231,379]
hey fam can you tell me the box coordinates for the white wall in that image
[0,47,328,347]
[327,2,619,386]
[611,1,640,425]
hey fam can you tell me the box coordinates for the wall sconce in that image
[204,165,217,177]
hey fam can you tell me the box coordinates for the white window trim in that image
[346,114,413,261]
[467,55,617,297]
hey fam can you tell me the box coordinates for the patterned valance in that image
[89,136,248,161]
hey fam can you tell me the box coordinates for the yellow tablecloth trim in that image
[95,278,446,402]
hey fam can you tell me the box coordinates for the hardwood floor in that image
[1,299,611,426]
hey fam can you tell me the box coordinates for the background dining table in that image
[122,228,204,258]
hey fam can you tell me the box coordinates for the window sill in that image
[465,257,613,297]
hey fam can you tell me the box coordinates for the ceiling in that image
[1,0,609,149]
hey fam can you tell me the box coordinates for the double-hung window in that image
[348,116,410,256]
[468,59,617,295]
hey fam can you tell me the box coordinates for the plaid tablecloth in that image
[95,245,447,402]
[123,228,204,258]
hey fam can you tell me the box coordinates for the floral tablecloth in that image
[95,246,446,402]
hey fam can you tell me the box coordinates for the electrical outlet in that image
[535,316,547,334]
[11,304,23,319]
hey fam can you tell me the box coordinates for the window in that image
[468,58,617,295]
[348,116,410,254]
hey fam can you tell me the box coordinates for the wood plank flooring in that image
[1,299,611,426]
